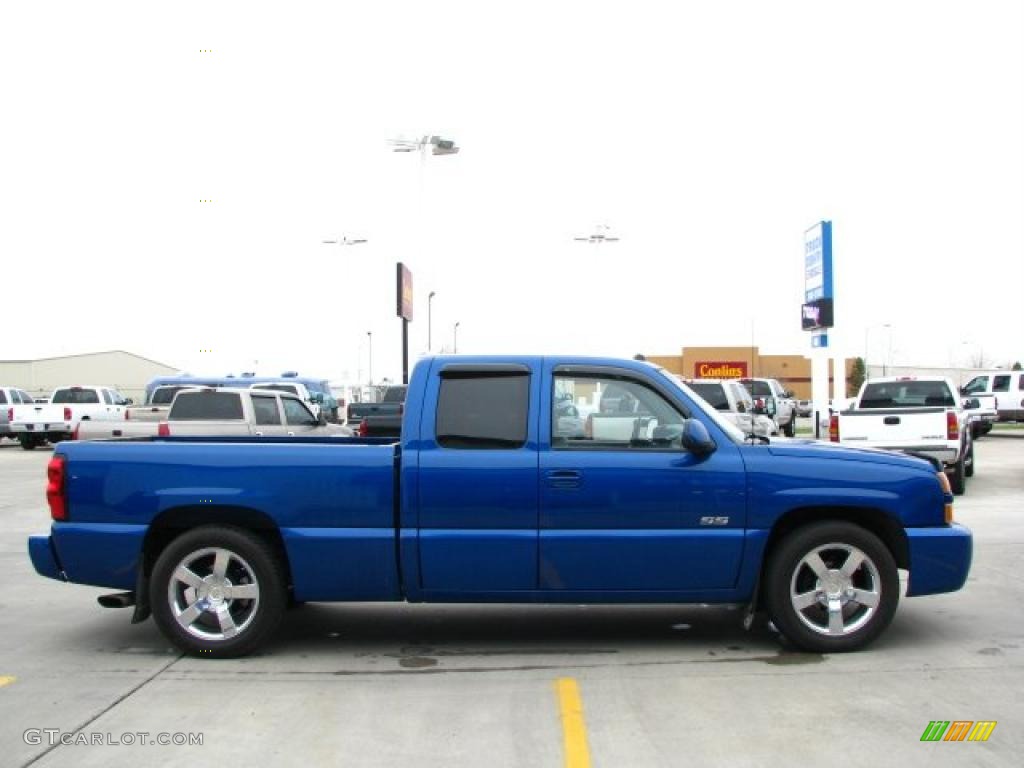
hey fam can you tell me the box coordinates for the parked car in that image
[31,355,972,658]
[830,377,973,494]
[961,372,1024,423]
[738,378,798,437]
[250,381,326,420]
[346,385,407,432]
[1,387,38,440]
[796,399,812,417]
[76,388,353,440]
[9,385,131,449]
[679,378,777,438]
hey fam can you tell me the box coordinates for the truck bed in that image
[46,436,402,602]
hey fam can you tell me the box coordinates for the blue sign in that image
[804,221,833,303]
[811,332,829,349]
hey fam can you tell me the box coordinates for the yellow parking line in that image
[555,677,591,768]
[0,676,15,688]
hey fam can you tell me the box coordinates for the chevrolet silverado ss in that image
[29,356,972,657]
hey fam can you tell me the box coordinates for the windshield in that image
[688,382,729,411]
[151,386,190,405]
[382,387,408,403]
[674,381,746,442]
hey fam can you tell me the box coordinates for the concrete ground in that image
[0,435,1021,767]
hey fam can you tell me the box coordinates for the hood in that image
[763,437,936,472]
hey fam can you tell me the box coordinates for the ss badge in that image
[699,516,730,526]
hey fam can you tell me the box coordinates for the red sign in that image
[695,361,748,379]
[396,262,413,321]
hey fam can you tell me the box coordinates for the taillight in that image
[72,423,80,440]
[6,408,11,422]
[46,456,67,520]
[829,414,839,442]
[946,411,958,440]
[158,422,170,437]
[63,406,72,421]
[124,409,130,420]
[358,420,369,437]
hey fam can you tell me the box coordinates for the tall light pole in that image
[367,331,373,386]
[428,291,436,352]
[453,321,460,354]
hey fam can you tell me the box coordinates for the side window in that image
[252,396,282,425]
[553,373,686,450]
[0,391,6,404]
[962,376,988,394]
[993,375,1011,393]
[282,397,316,426]
[436,373,529,449]
[1019,375,1024,390]
[101,390,113,405]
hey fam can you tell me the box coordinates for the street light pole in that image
[428,291,436,352]
[367,331,373,386]
[454,321,460,354]
[864,323,891,377]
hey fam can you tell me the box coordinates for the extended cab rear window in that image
[859,381,955,409]
[52,388,100,404]
[170,392,244,420]
[436,373,528,449]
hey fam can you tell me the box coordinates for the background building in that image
[0,351,181,403]
[647,346,854,399]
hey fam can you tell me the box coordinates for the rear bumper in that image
[28,535,66,581]
[11,421,72,434]
[905,523,973,596]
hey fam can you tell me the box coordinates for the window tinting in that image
[252,396,281,425]
[0,391,6,404]
[169,392,244,420]
[993,375,1010,392]
[282,397,316,426]
[52,388,100,404]
[739,379,772,397]
[101,390,113,405]
[436,374,528,449]
[689,382,729,411]
[962,376,989,394]
[859,381,954,408]
[152,386,189,405]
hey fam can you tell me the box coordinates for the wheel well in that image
[141,505,293,588]
[759,506,909,604]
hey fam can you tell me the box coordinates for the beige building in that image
[647,346,854,399]
[0,350,181,404]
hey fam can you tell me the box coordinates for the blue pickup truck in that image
[29,356,972,657]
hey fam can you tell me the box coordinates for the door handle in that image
[545,469,583,489]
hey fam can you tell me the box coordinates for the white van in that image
[961,371,1024,422]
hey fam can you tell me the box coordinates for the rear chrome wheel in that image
[766,522,898,652]
[151,526,286,657]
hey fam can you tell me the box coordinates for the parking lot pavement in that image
[1,437,1022,767]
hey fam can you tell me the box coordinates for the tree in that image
[1013,361,1022,371]
[848,357,866,396]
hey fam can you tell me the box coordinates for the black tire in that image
[783,417,796,438]
[948,452,966,495]
[19,435,39,451]
[764,521,899,653]
[150,525,287,658]
[964,442,975,478]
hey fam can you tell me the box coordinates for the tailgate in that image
[12,404,65,424]
[126,406,169,422]
[839,408,949,446]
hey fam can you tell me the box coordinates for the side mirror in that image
[959,387,967,395]
[124,398,134,405]
[681,419,716,455]
[310,393,324,404]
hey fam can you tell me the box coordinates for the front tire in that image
[150,525,287,658]
[765,522,899,653]
[948,451,966,495]
[964,442,975,478]
[783,417,796,437]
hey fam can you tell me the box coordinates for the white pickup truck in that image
[9,385,131,449]
[76,387,353,440]
[829,376,974,495]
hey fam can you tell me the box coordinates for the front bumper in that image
[905,523,972,596]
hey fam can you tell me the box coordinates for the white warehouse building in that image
[0,351,181,404]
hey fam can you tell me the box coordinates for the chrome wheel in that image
[167,547,261,641]
[789,543,881,637]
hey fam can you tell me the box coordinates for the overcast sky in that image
[3,1,1021,384]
